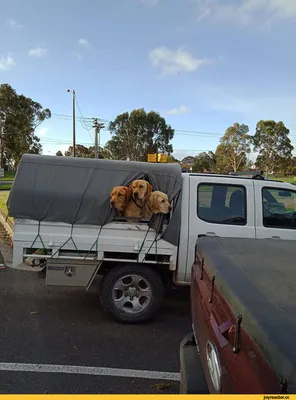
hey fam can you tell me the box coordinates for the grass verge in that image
[0,191,13,224]
[0,184,12,190]
[1,171,16,181]
[273,176,295,183]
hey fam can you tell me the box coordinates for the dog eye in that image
[161,200,165,203]
[139,185,143,188]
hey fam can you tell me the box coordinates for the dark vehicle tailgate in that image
[196,236,296,393]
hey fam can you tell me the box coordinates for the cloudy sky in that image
[1,0,296,160]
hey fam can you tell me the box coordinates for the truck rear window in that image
[197,183,247,225]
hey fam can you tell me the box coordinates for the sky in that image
[1,0,296,161]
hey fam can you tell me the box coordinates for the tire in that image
[99,264,165,324]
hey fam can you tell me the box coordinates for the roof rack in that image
[228,171,264,180]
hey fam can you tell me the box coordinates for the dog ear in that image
[152,193,159,209]
[125,186,133,201]
[146,182,153,195]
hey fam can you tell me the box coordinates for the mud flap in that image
[179,332,209,394]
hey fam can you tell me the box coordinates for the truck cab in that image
[177,173,296,284]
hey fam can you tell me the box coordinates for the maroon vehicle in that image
[180,236,296,394]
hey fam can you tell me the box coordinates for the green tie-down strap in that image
[30,220,46,251]
[50,224,81,259]
[139,215,163,263]
[84,226,103,260]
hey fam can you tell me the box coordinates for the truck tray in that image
[196,236,296,393]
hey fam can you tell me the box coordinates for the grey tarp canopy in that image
[197,236,296,393]
[7,154,182,246]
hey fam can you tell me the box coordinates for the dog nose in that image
[134,192,138,198]
[168,204,172,210]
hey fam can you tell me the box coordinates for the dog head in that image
[129,179,153,201]
[110,186,132,211]
[148,191,172,214]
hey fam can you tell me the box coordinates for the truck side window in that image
[262,187,296,229]
[197,183,247,225]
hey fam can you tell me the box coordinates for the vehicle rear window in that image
[262,187,296,229]
[197,183,247,225]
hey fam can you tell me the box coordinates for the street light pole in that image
[66,89,76,157]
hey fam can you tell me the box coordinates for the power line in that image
[40,138,215,153]
[74,101,94,130]
[74,98,95,146]
[52,113,107,123]
[50,113,296,139]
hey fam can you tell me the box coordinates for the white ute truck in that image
[7,154,296,323]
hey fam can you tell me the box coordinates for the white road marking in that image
[0,363,180,382]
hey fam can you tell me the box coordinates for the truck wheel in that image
[99,264,164,324]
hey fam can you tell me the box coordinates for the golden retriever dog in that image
[130,179,153,202]
[144,191,172,219]
[110,186,132,213]
[123,179,153,219]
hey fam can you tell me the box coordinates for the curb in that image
[0,209,13,241]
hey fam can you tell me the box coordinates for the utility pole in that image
[93,118,105,159]
[93,118,99,159]
[66,89,76,157]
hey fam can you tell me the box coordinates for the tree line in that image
[1,84,295,174]
[188,121,295,175]
[58,114,295,176]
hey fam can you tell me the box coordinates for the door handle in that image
[197,232,217,238]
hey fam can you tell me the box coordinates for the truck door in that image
[254,183,296,240]
[184,176,256,282]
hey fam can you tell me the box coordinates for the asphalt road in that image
[0,241,191,394]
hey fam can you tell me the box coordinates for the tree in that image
[192,151,216,172]
[287,157,296,175]
[253,120,294,174]
[56,150,63,156]
[61,144,109,159]
[215,144,232,174]
[167,155,180,163]
[181,156,195,165]
[215,122,251,173]
[0,84,51,167]
[105,108,174,161]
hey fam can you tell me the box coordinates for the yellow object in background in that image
[158,153,168,163]
[147,153,168,163]
[147,154,157,163]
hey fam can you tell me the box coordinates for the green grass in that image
[0,191,13,224]
[1,171,16,181]
[272,176,295,183]
[0,184,12,190]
